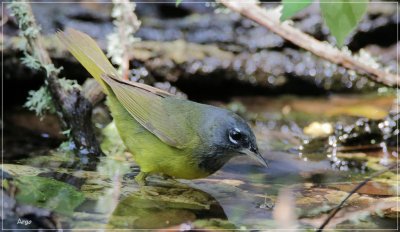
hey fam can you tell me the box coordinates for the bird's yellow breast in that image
[107,96,210,179]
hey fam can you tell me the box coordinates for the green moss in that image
[15,175,85,215]
[193,218,236,230]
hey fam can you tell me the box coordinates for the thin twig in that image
[219,0,399,87]
[317,162,398,231]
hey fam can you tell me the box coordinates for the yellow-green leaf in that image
[281,0,313,21]
[320,0,368,46]
[176,0,182,7]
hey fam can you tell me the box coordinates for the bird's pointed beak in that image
[241,147,269,168]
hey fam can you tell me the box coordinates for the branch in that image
[108,0,141,80]
[317,162,398,231]
[219,0,399,87]
[9,2,103,169]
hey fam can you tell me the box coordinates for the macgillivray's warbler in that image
[57,29,268,185]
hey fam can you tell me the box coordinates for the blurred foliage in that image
[320,0,368,46]
[175,0,183,7]
[281,0,312,21]
[281,0,368,46]
[100,121,127,156]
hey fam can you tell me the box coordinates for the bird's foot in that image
[139,186,161,196]
[149,174,190,189]
[135,172,161,195]
[135,172,190,195]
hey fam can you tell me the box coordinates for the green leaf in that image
[176,0,182,7]
[320,0,368,46]
[281,0,313,21]
[15,176,85,215]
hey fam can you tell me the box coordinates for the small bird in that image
[58,29,268,185]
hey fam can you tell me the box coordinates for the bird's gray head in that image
[197,108,268,172]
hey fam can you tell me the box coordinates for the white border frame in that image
[1,1,398,231]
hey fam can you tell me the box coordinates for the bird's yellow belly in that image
[107,97,210,179]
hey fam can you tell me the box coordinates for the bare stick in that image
[317,162,398,231]
[219,0,398,87]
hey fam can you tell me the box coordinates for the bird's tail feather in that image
[57,28,118,95]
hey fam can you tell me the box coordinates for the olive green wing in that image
[101,74,196,149]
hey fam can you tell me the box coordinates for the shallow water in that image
[2,94,398,230]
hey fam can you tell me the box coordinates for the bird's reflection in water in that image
[108,183,229,229]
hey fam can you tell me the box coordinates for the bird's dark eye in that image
[229,129,243,144]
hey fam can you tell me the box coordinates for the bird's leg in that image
[135,171,148,186]
[135,172,162,196]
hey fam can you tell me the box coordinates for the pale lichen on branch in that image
[107,0,141,80]
[8,2,80,117]
[8,1,103,167]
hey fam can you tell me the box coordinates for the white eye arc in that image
[229,135,238,144]
[229,128,242,144]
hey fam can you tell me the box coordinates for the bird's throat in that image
[198,153,234,175]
